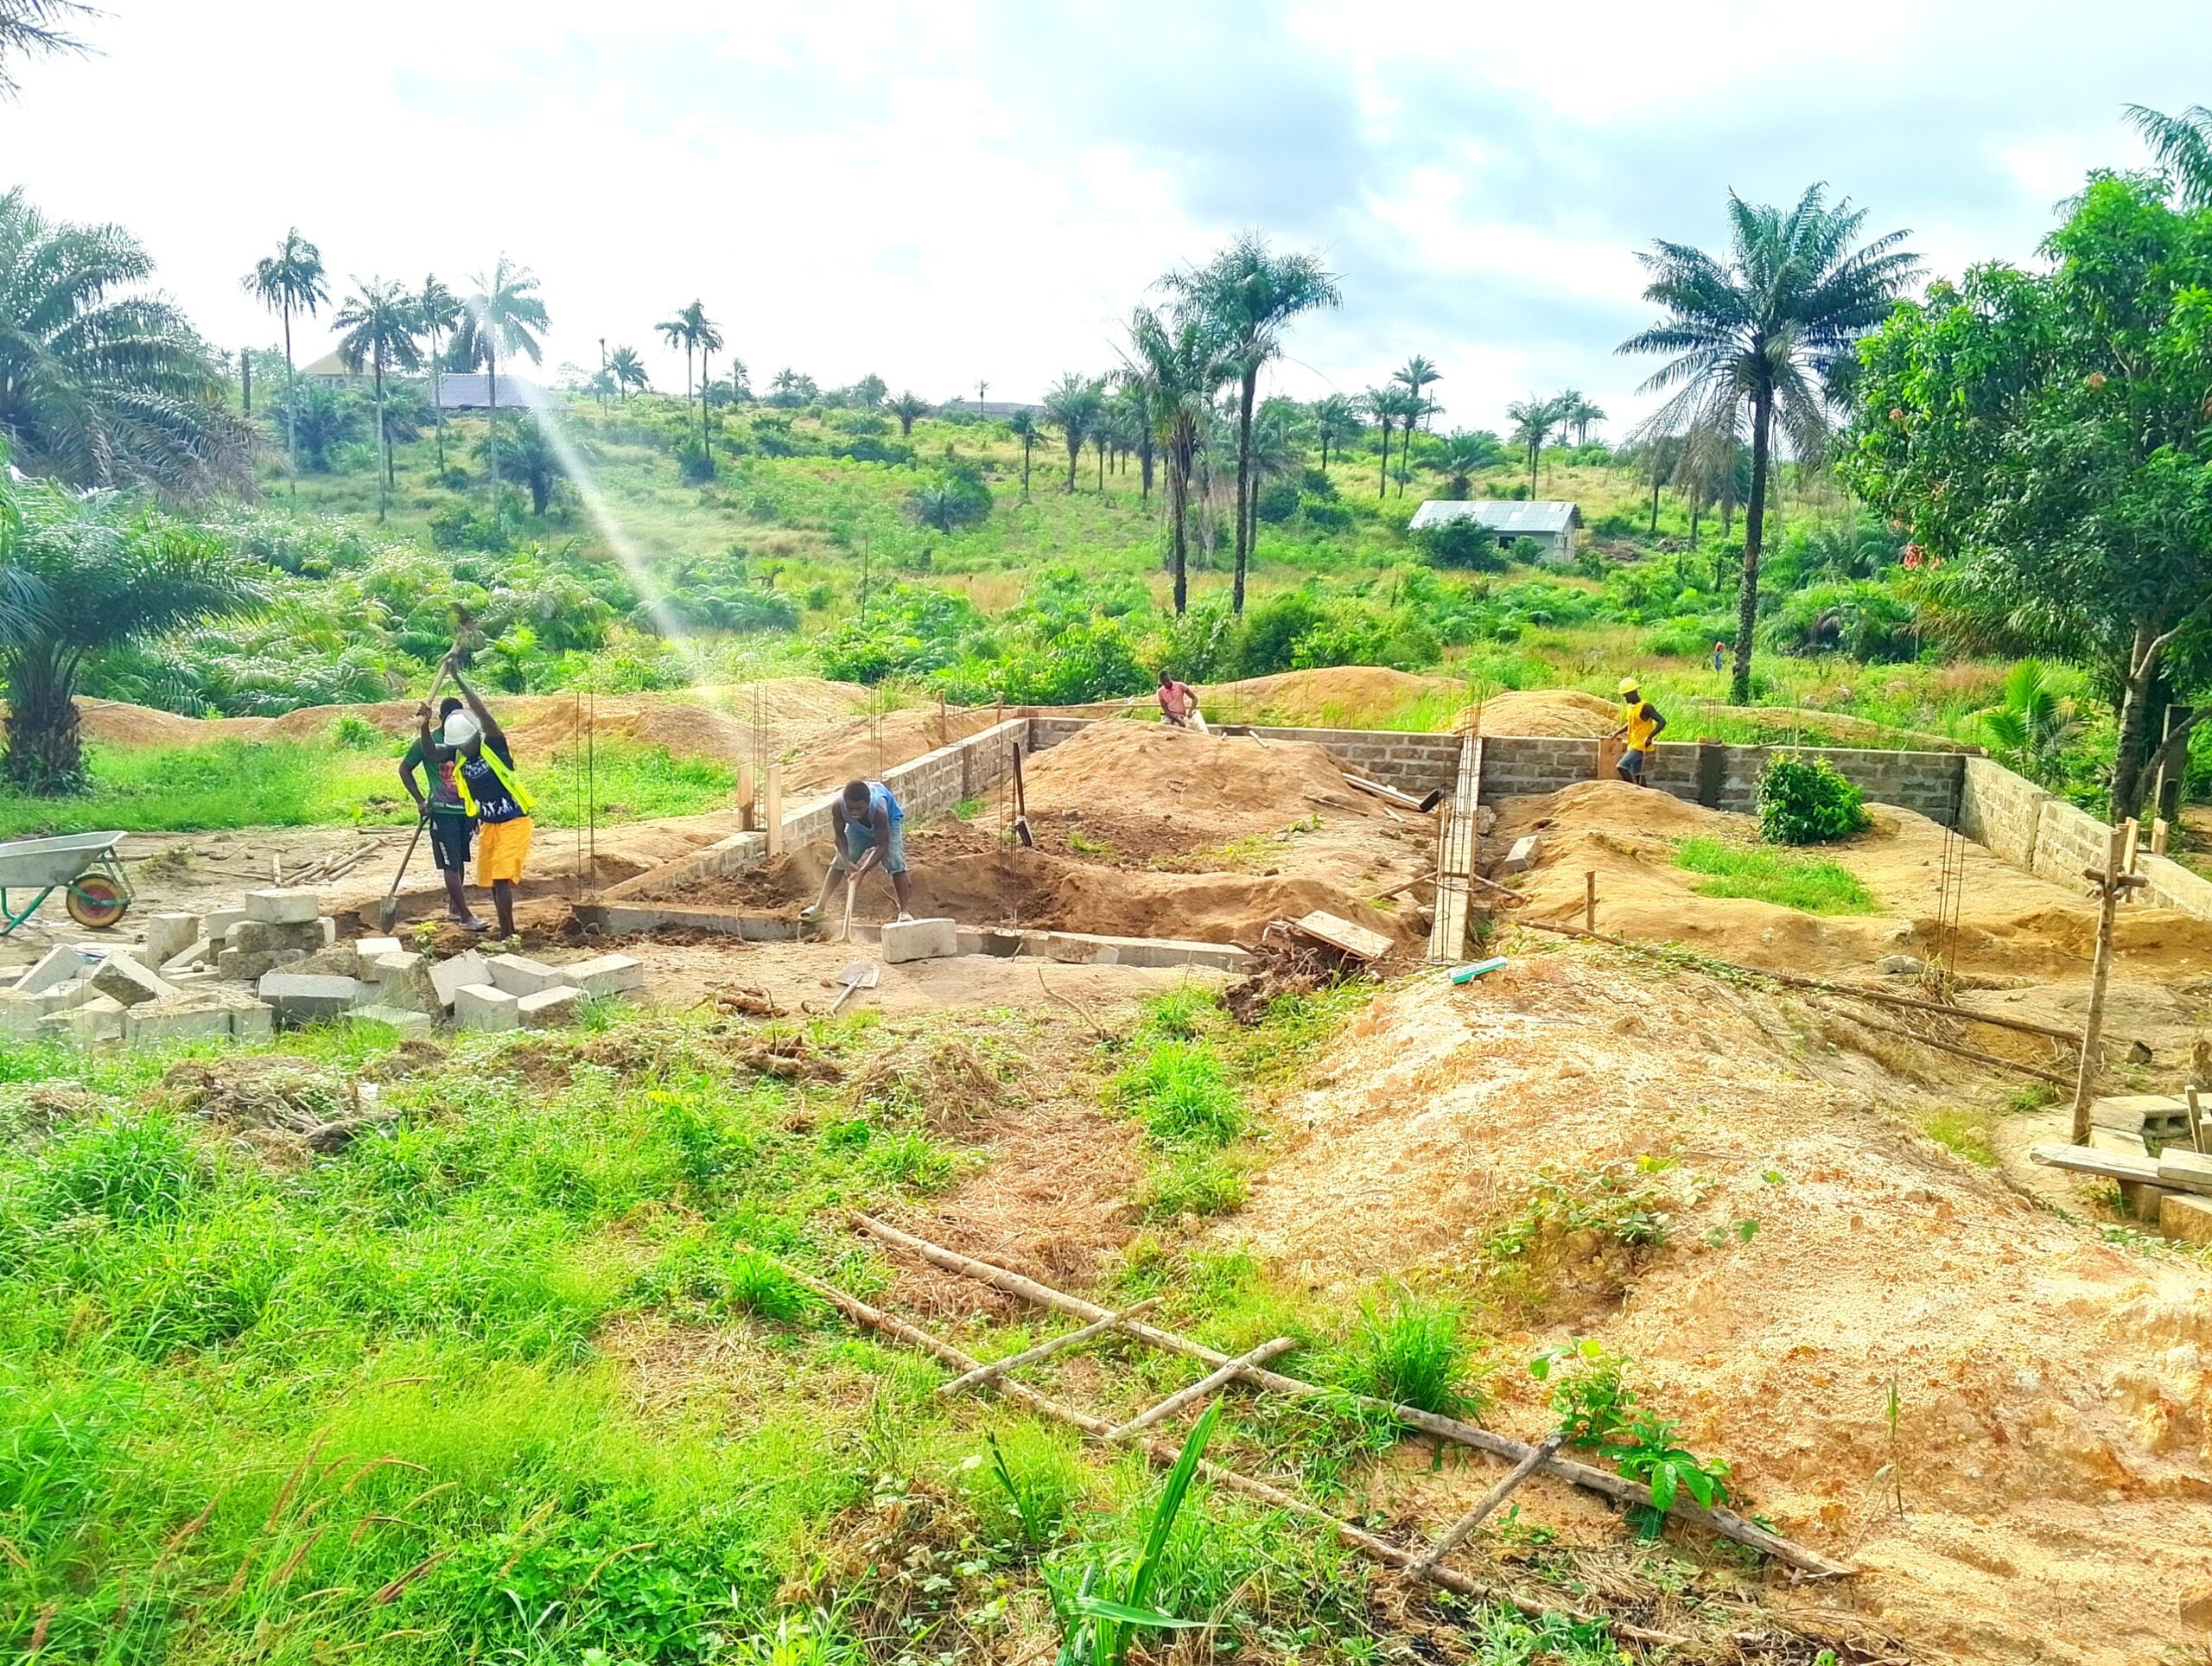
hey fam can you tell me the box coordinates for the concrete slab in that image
[353,936,403,964]
[517,986,584,1028]
[201,906,246,942]
[217,946,307,982]
[575,902,795,940]
[2157,1148,2212,1188]
[160,936,213,975]
[92,955,175,1008]
[429,951,493,1008]
[257,973,361,1027]
[141,912,200,969]
[226,919,325,954]
[2161,1192,2212,1246]
[351,1004,434,1033]
[1501,835,1541,876]
[19,944,88,995]
[486,953,568,996]
[454,982,519,1031]
[124,1002,239,1046]
[370,955,442,1015]
[245,888,322,925]
[50,994,124,1045]
[562,953,645,997]
[880,917,958,963]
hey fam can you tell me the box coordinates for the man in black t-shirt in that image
[399,696,487,931]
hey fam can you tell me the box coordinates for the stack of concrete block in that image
[7,940,272,1046]
[451,951,645,1031]
[214,890,336,982]
[0,945,101,1035]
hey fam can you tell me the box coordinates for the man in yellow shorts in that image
[1610,676,1667,786]
[420,654,535,938]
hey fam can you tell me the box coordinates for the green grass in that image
[1671,836,1878,915]
[0,736,736,837]
[1923,1107,1998,1167]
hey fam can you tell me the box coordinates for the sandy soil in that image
[1224,944,2212,1664]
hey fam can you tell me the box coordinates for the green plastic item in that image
[1449,956,1509,984]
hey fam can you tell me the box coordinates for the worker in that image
[422,654,535,938]
[400,696,487,932]
[1712,639,1728,673]
[801,779,913,925]
[1157,668,1209,733]
[1611,677,1667,786]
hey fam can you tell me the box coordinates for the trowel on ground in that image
[829,959,880,1014]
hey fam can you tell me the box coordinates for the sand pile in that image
[786,706,1007,796]
[1465,687,1619,736]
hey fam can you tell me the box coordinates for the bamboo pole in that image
[850,1214,1853,1577]
[1103,1339,1294,1440]
[1407,1432,1565,1580]
[934,1298,1162,1398]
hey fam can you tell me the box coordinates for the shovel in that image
[828,959,879,1014]
[841,874,860,942]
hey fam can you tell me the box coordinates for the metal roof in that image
[430,374,556,411]
[1409,499,1580,535]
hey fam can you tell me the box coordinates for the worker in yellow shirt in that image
[1610,677,1667,785]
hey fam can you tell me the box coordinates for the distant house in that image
[937,398,1046,420]
[430,374,557,412]
[1408,499,1581,563]
[299,348,364,384]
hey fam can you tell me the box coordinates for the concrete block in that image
[217,946,307,982]
[430,951,493,1008]
[353,936,403,964]
[50,994,124,1045]
[256,973,361,1027]
[160,936,213,975]
[2120,1179,2183,1220]
[245,887,322,925]
[561,953,645,997]
[880,916,958,964]
[371,955,442,1015]
[123,1002,239,1046]
[18,944,88,995]
[226,919,324,954]
[201,906,246,942]
[517,986,584,1028]
[141,912,200,970]
[453,982,519,1031]
[2160,1192,2212,1246]
[289,944,362,978]
[486,953,568,996]
[1500,836,1541,876]
[318,916,337,947]
[92,955,174,1008]
[350,1004,434,1033]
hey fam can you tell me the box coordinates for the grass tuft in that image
[1338,1284,1485,1417]
[1673,836,1878,915]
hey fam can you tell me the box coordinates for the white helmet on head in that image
[442,710,480,747]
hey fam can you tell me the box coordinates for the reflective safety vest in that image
[455,741,536,817]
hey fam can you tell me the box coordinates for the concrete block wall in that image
[1955,753,2212,923]
[1026,713,1464,792]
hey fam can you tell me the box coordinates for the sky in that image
[3,0,2206,436]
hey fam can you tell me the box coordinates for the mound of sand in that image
[1465,687,1620,737]
[785,707,1007,796]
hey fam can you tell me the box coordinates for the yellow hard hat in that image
[1617,677,1640,696]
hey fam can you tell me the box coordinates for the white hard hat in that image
[442,711,480,747]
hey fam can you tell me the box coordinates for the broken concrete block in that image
[353,936,403,964]
[453,982,519,1031]
[516,986,583,1028]
[562,953,645,997]
[245,887,322,925]
[141,913,200,970]
[92,956,175,1008]
[256,973,361,1027]
[289,944,363,978]
[124,1002,238,1046]
[350,1004,434,1033]
[1877,954,1925,976]
[216,946,307,982]
[201,906,246,942]
[2160,1192,2212,1246]
[18,944,89,995]
[429,951,493,1008]
[44,994,124,1045]
[880,917,958,964]
[1499,836,1541,876]
[370,955,442,1015]
[227,1002,274,1040]
[225,919,325,955]
[486,953,568,996]
[160,936,213,976]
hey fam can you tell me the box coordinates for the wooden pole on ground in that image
[2071,820,2138,1145]
[933,1297,1162,1398]
[1407,1432,1565,1580]
[1584,870,1597,933]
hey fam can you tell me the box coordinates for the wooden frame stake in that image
[1104,1339,1295,1440]
[934,1297,1162,1398]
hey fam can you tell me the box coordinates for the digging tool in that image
[841,874,860,942]
[828,959,879,1014]
[1010,742,1033,849]
[377,658,456,934]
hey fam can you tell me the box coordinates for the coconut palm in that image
[608,345,648,400]
[333,277,423,518]
[2126,104,2212,210]
[1163,234,1340,612]
[1975,660,2083,786]
[242,226,329,492]
[416,274,459,473]
[1041,372,1104,493]
[0,190,250,499]
[1120,308,1228,614]
[453,256,549,529]
[0,466,265,792]
[1313,393,1358,474]
[0,0,89,98]
[1619,184,1917,701]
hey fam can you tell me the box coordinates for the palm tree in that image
[1361,385,1398,498]
[0,467,265,792]
[2126,104,2212,209]
[1163,234,1341,613]
[242,227,328,493]
[0,190,251,499]
[1313,393,1358,474]
[1558,391,1606,447]
[1619,184,1917,701]
[475,415,569,516]
[1120,307,1226,614]
[657,307,696,418]
[1007,409,1040,499]
[1505,397,1559,495]
[1435,429,1499,499]
[0,0,89,98]
[1115,382,1155,502]
[453,255,550,530]
[333,277,423,519]
[416,274,459,474]
[1392,356,1441,433]
[887,391,929,436]
[1394,387,1431,492]
[1975,660,2084,786]
[608,346,648,400]
[669,299,721,446]
[1041,372,1103,493]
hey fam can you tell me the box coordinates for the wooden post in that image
[1584,870,1598,933]
[764,765,784,857]
[738,762,756,832]
[2152,817,2171,856]
[938,692,949,748]
[2071,821,2132,1145]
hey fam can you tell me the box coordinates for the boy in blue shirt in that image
[801,779,914,925]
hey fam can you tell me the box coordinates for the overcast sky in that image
[3,1,2202,436]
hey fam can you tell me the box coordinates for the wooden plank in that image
[2156,1148,2212,1189]
[933,1298,1162,1397]
[1290,910,1392,963]
[1407,1431,1566,1580]
[1103,1339,1295,1440]
[1344,775,1428,812]
[2030,1141,2162,1184]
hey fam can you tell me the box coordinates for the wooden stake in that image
[1103,1339,1295,1440]
[2187,1085,2205,1157]
[764,765,784,858]
[738,763,756,832]
[849,1213,1853,1577]
[2071,821,2132,1145]
[1583,870,1597,933]
[1407,1432,1565,1580]
[934,1297,1162,1397]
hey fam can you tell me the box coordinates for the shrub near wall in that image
[1757,754,1871,845]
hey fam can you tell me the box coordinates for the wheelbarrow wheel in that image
[65,873,127,929]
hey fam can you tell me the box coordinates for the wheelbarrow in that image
[0,831,133,936]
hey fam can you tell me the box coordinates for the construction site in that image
[8,672,2212,1664]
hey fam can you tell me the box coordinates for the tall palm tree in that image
[1361,385,1396,497]
[1392,356,1441,433]
[1041,372,1103,493]
[1120,307,1226,614]
[2126,104,2212,209]
[0,0,89,98]
[1112,382,1154,502]
[416,274,459,474]
[333,277,423,519]
[608,345,647,400]
[1505,397,1559,495]
[1163,233,1340,613]
[1007,409,1040,499]
[1558,391,1606,446]
[656,308,696,417]
[1619,184,1917,701]
[1394,386,1431,492]
[1313,393,1358,474]
[453,255,550,530]
[677,299,722,446]
[242,227,328,493]
[0,190,251,499]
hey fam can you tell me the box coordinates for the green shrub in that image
[676,436,717,483]
[1253,478,1300,524]
[1113,1040,1245,1149]
[1412,517,1505,572]
[1756,754,1871,845]
[1137,1152,1246,1220]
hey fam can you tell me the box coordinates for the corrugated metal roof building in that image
[430,374,556,411]
[1408,499,1581,563]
